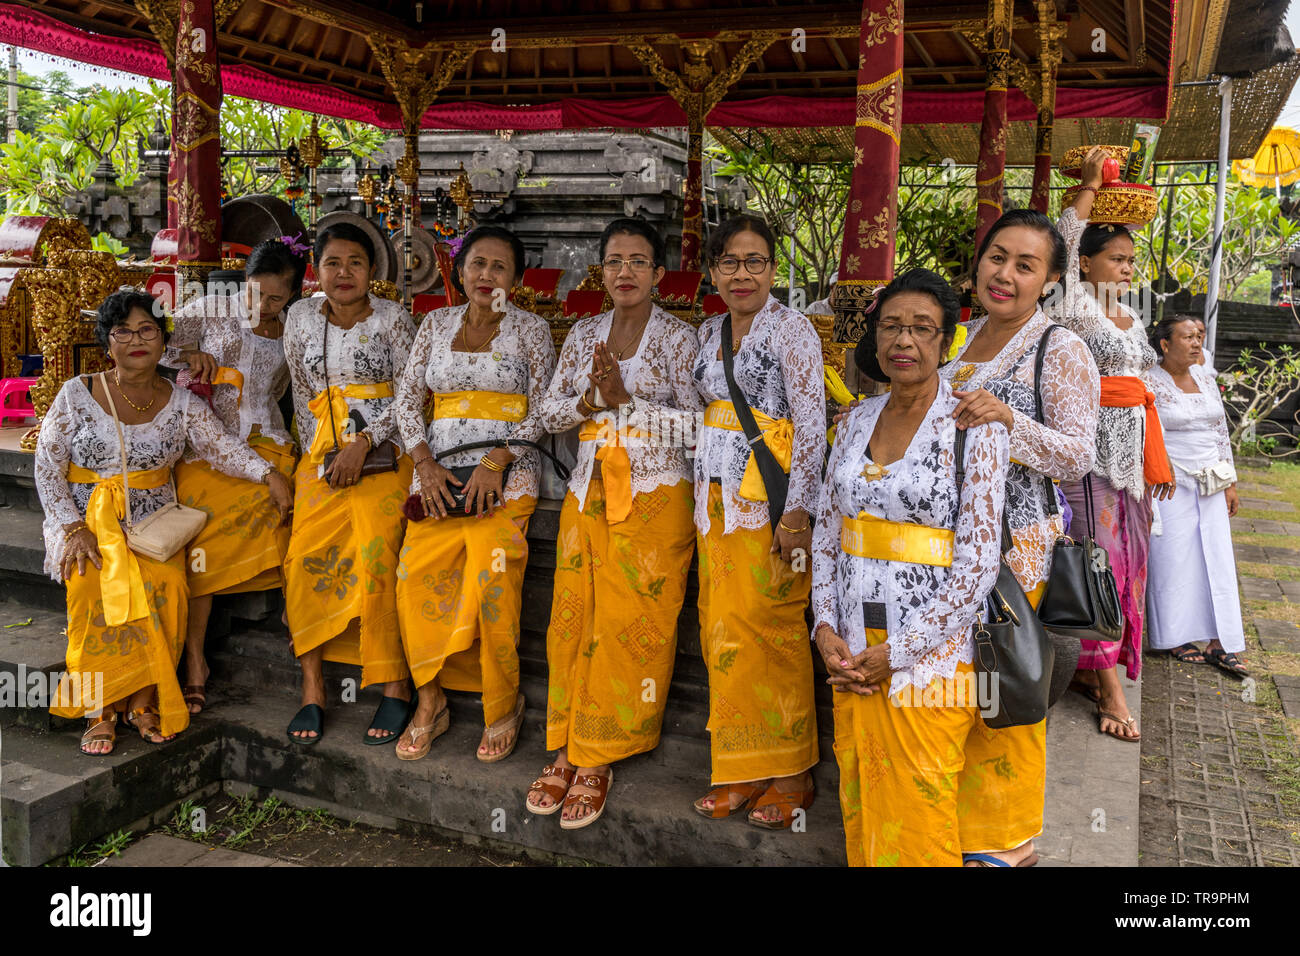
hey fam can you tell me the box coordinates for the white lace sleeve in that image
[34,384,83,531]
[888,422,1008,675]
[283,304,315,449]
[1054,207,1104,338]
[183,393,273,483]
[1007,330,1098,480]
[392,312,436,451]
[625,320,705,439]
[508,314,557,447]
[164,299,205,366]
[810,424,846,637]
[778,313,828,516]
[360,308,416,447]
[1197,364,1235,465]
[538,325,588,434]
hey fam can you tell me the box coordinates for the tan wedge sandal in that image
[395,702,450,761]
[477,693,525,763]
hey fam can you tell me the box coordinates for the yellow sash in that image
[578,418,652,523]
[432,390,527,422]
[703,400,793,502]
[212,366,244,399]
[840,512,955,568]
[306,382,394,464]
[66,463,173,626]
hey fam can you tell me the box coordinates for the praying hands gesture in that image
[591,343,631,407]
[815,623,890,696]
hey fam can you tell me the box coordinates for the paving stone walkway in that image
[102,834,297,868]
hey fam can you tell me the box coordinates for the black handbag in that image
[954,427,1054,729]
[407,438,571,519]
[320,314,399,478]
[720,315,789,531]
[1029,327,1124,644]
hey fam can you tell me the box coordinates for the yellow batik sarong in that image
[174,436,296,597]
[284,454,414,687]
[50,550,190,738]
[696,482,819,784]
[545,478,695,767]
[396,496,535,727]
[833,588,1048,867]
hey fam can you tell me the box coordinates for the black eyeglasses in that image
[713,255,773,276]
[109,325,162,343]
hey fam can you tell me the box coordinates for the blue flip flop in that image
[963,852,1012,867]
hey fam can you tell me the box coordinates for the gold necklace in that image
[461,316,502,353]
[114,369,156,413]
[607,314,650,360]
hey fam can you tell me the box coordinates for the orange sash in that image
[1099,375,1173,485]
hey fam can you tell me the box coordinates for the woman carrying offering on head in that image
[281,222,417,747]
[37,290,290,755]
[390,225,556,761]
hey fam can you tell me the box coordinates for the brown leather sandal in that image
[560,767,614,831]
[525,762,576,816]
[125,707,173,745]
[693,780,769,819]
[182,684,207,714]
[79,716,117,756]
[747,775,814,830]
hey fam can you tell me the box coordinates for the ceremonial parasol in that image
[1233,126,1300,195]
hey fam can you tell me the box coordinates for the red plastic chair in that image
[0,377,38,425]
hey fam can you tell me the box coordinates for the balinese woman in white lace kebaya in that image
[166,238,306,715]
[38,290,291,755]
[812,269,1013,867]
[1051,147,1176,742]
[937,208,1099,866]
[390,226,556,762]
[282,222,417,748]
[692,214,823,829]
[527,218,703,830]
[1144,315,1248,677]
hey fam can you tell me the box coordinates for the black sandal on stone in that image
[1168,642,1207,664]
[1206,647,1249,678]
[364,694,414,745]
[287,703,325,746]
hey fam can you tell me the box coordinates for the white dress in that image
[165,291,293,454]
[1144,362,1244,652]
[1050,208,1157,502]
[811,382,1009,698]
[693,294,827,535]
[34,377,273,579]
[940,308,1099,589]
[539,305,703,505]
[392,302,556,503]
[282,293,416,458]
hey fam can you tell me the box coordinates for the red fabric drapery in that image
[0,5,1168,132]
[171,0,221,279]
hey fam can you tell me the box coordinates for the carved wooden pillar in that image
[1030,2,1065,213]
[830,0,903,344]
[974,0,1013,250]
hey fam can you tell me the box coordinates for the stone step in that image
[0,600,75,731]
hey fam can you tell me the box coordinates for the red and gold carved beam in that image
[972,0,1014,251]
[1030,1,1067,213]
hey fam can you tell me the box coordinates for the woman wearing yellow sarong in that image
[166,238,306,713]
[812,269,1019,867]
[391,225,556,761]
[35,290,291,755]
[692,215,823,828]
[527,217,703,829]
[282,222,417,746]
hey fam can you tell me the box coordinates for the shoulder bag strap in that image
[720,315,787,529]
[435,438,571,483]
[1032,324,1063,517]
[100,371,134,532]
[954,416,1013,555]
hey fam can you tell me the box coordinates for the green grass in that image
[59,829,134,867]
[168,793,350,851]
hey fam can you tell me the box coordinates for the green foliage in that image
[1219,344,1300,457]
[91,231,129,256]
[60,828,134,867]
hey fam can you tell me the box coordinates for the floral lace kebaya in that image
[811,382,1009,699]
[693,294,827,535]
[1144,362,1234,471]
[392,302,556,503]
[35,378,272,578]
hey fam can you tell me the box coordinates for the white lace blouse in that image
[693,294,827,535]
[539,305,703,506]
[35,377,273,579]
[811,382,1009,698]
[392,302,556,503]
[1145,363,1233,473]
[164,292,293,454]
[940,309,1099,589]
[1050,208,1157,501]
[283,294,416,455]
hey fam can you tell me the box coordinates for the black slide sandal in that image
[363,695,414,745]
[287,703,325,746]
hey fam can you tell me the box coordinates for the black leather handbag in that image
[1028,327,1124,644]
[955,428,1054,729]
[406,438,571,519]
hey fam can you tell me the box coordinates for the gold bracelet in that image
[63,522,88,541]
[359,431,373,452]
[579,393,599,413]
[479,454,505,473]
[778,520,809,535]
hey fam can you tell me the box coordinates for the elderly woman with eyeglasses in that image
[36,289,291,755]
[691,213,824,829]
[529,217,703,830]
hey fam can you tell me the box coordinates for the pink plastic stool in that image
[0,377,38,425]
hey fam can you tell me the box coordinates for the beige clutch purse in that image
[102,372,208,563]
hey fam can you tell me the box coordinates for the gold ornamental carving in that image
[21,267,79,448]
[625,32,780,119]
[176,180,218,244]
[368,38,477,129]
[48,249,123,310]
[299,116,325,169]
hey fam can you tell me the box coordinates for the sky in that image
[15,9,1300,136]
